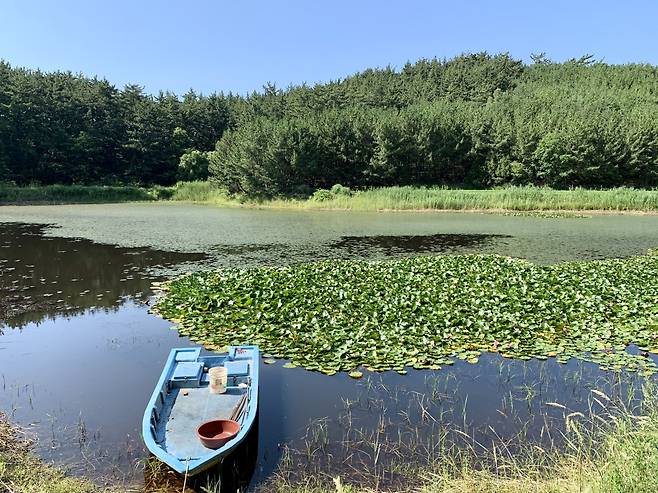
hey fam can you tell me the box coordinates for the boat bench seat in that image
[224,361,249,376]
[171,361,203,386]
[174,347,201,362]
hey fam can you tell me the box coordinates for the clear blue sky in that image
[2,0,657,95]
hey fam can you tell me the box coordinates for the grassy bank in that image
[3,182,658,212]
[0,413,104,493]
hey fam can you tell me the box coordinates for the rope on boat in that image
[229,391,249,421]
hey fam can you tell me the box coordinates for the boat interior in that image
[147,348,254,460]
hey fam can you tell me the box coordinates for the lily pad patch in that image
[153,253,658,376]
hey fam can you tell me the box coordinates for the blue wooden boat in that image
[142,345,259,475]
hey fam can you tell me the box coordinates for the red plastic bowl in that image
[196,419,241,449]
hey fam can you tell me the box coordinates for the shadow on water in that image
[0,223,205,328]
[203,233,512,267]
[329,232,512,256]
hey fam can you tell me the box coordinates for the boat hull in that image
[142,345,259,475]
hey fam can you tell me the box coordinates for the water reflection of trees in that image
[0,223,204,329]
[1,224,512,329]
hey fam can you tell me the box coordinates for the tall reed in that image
[305,186,658,212]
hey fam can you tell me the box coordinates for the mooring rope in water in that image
[182,457,190,492]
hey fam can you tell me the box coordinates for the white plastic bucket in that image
[208,366,228,394]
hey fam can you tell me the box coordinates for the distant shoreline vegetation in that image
[3,182,658,213]
[2,53,658,193]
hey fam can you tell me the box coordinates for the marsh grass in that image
[4,182,658,212]
[263,380,658,493]
[172,183,658,212]
[299,185,658,212]
[0,184,159,204]
[0,181,228,206]
[166,181,230,204]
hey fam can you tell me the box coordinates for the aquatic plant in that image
[153,252,658,375]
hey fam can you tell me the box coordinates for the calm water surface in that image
[1,204,657,490]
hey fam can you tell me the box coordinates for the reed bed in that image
[0,184,156,204]
[4,182,658,212]
[166,181,229,204]
[172,182,658,212]
[304,186,658,212]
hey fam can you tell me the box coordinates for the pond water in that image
[1,204,658,491]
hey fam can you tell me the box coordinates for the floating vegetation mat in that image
[153,251,658,375]
[494,210,591,218]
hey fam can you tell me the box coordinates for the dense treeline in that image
[0,61,233,184]
[210,54,658,193]
[2,53,658,190]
